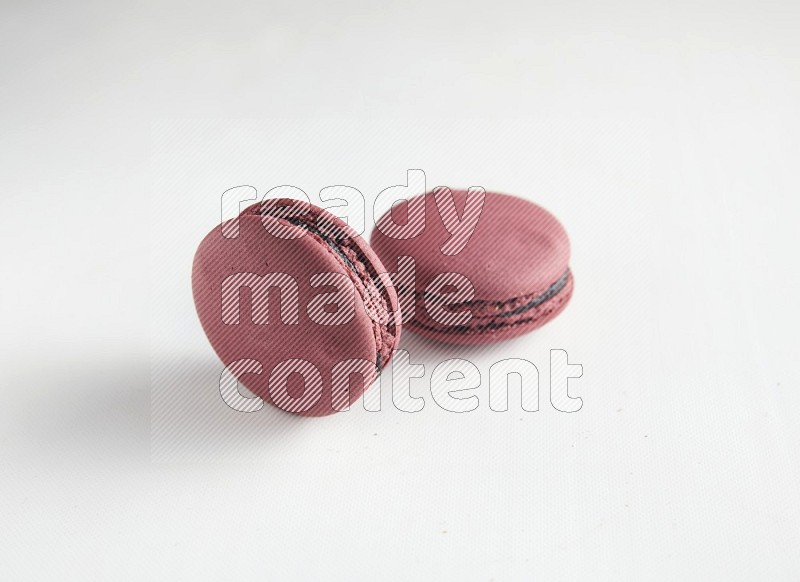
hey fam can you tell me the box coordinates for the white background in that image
[2,1,799,580]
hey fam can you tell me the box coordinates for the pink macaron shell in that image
[370,190,570,301]
[192,206,399,417]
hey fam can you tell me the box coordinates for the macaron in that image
[192,198,401,416]
[370,189,573,345]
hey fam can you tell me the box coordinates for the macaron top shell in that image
[370,190,570,301]
[192,199,400,416]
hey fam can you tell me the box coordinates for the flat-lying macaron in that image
[192,198,401,416]
[370,189,573,345]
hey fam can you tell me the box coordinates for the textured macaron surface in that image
[370,190,572,344]
[192,200,400,416]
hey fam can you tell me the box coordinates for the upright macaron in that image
[192,198,401,416]
[370,189,573,345]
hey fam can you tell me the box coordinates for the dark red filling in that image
[246,202,398,370]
